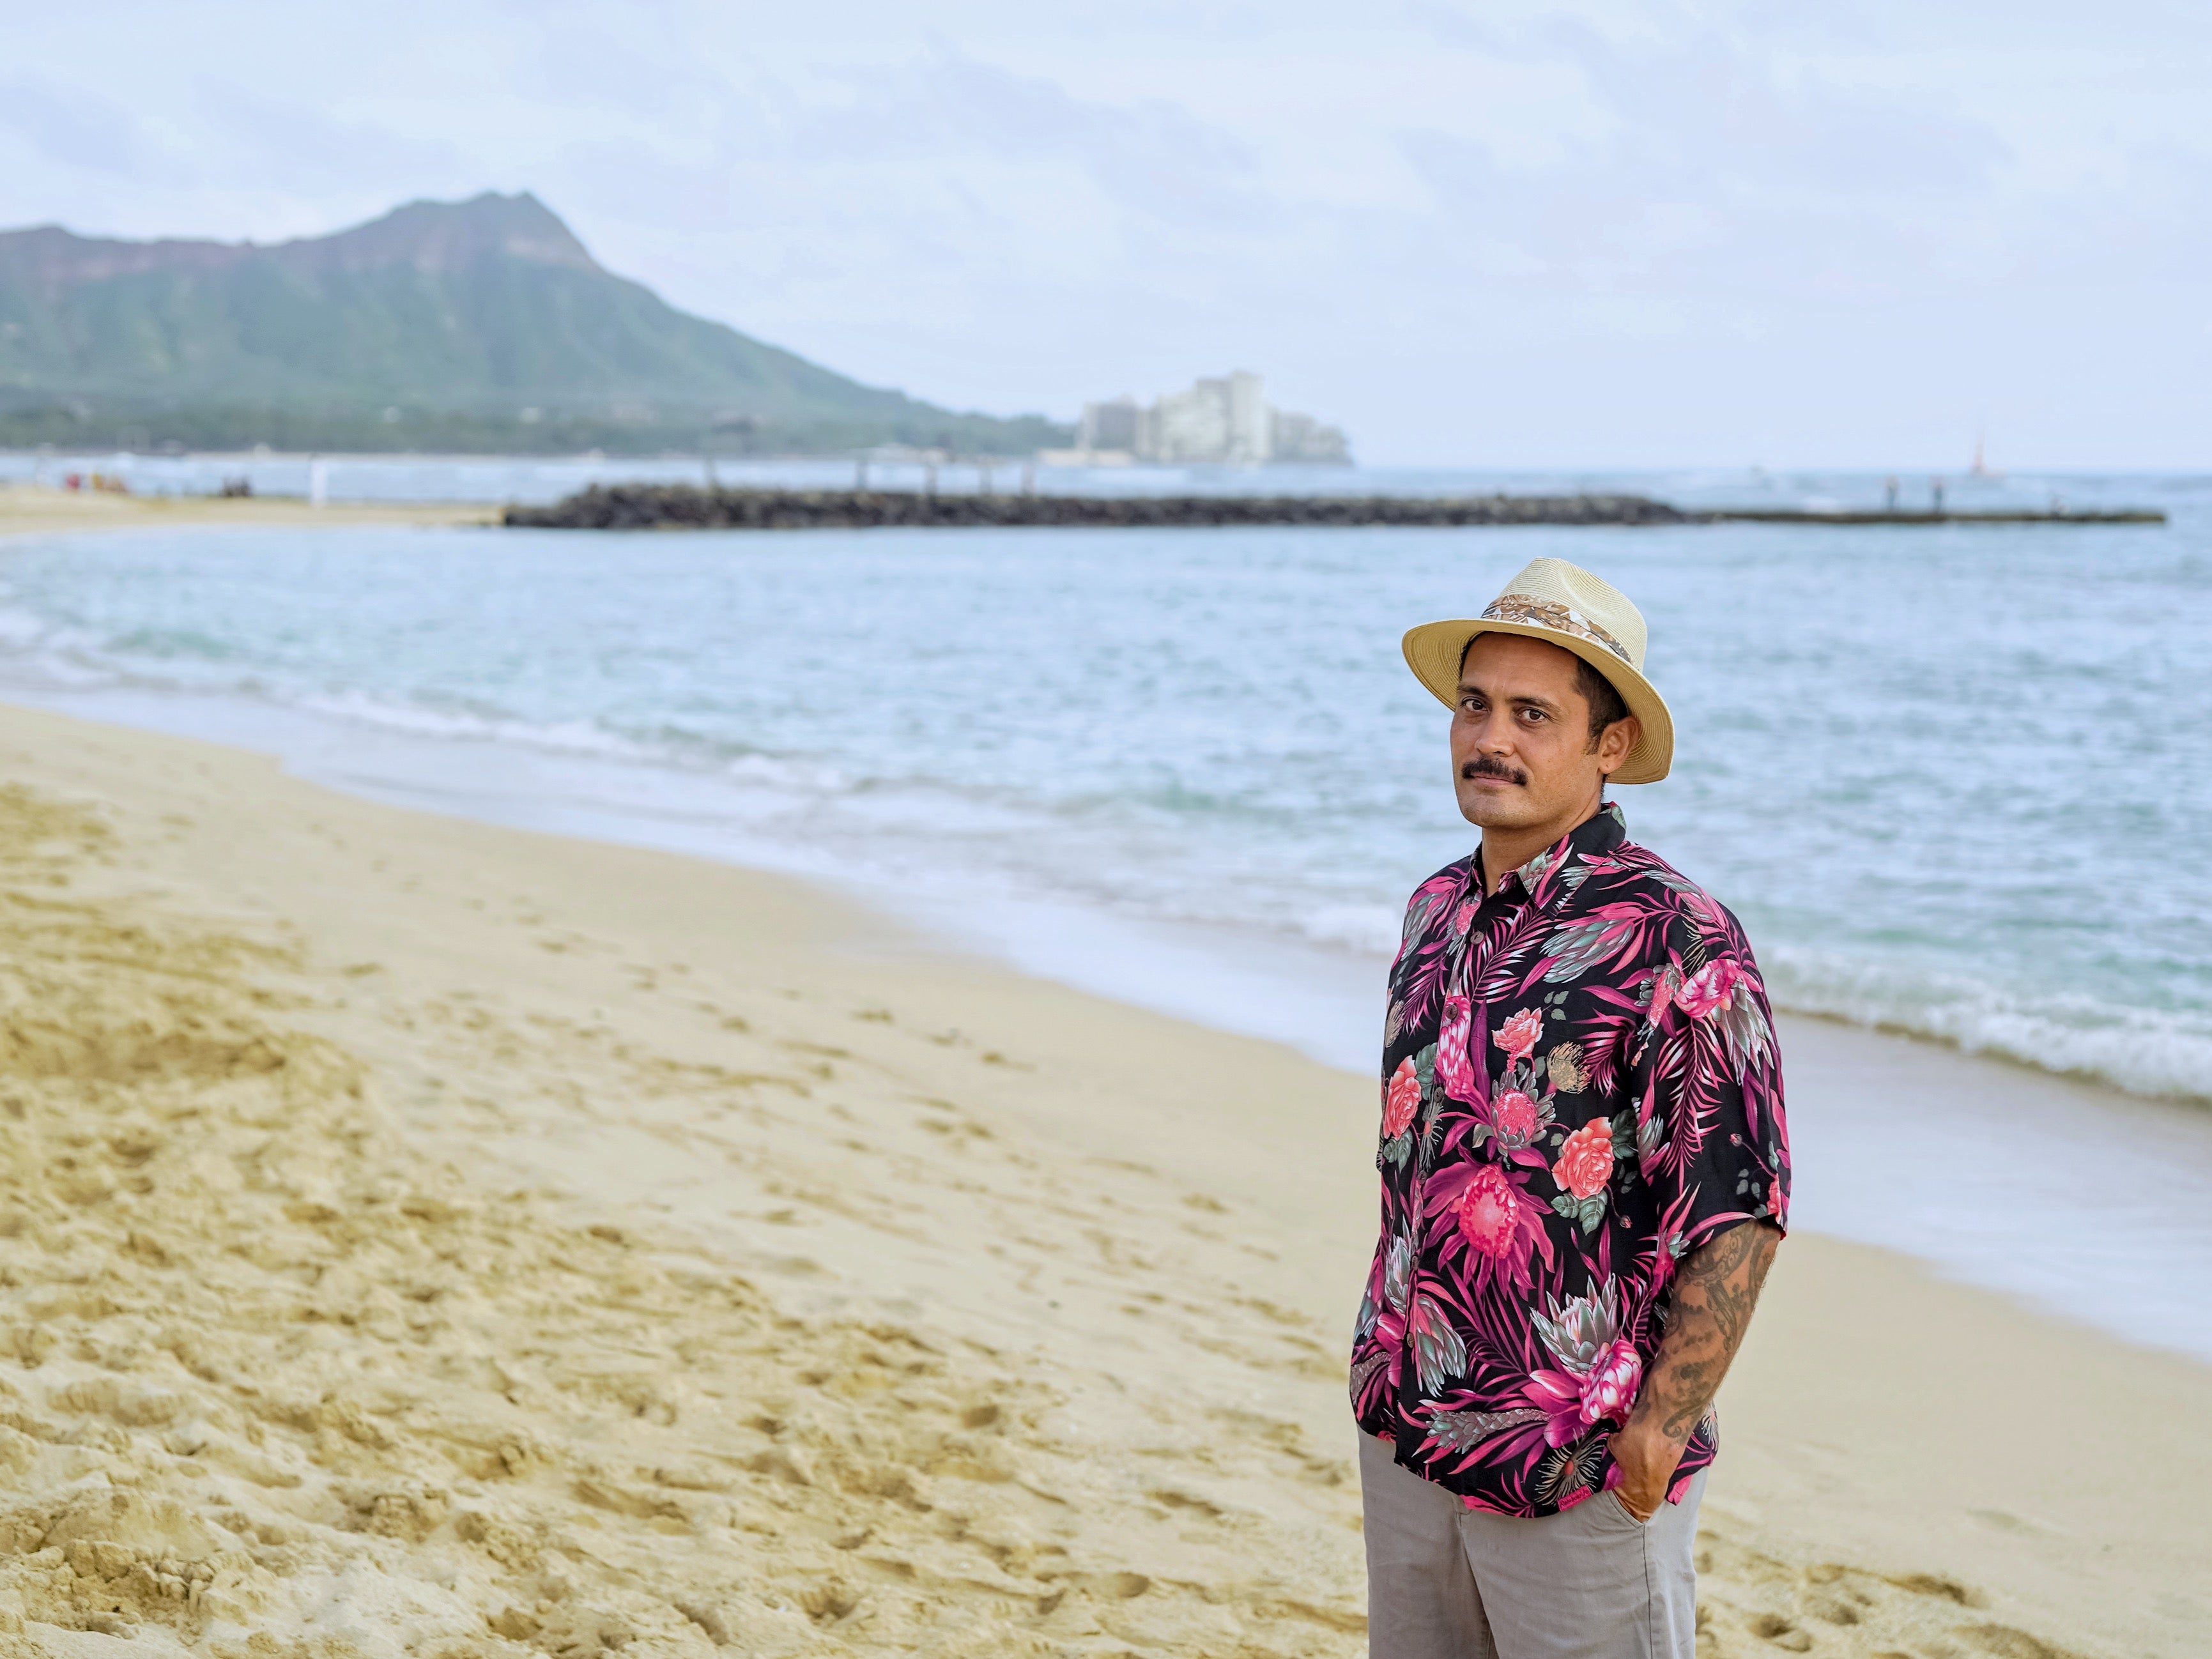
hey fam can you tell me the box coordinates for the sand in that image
[0,483,495,534]
[0,700,2201,1659]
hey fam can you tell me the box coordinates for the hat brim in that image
[1401,618,1675,785]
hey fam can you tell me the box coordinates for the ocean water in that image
[0,468,2204,1103]
[3,466,2212,1358]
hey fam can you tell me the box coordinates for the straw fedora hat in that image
[1401,556,1674,784]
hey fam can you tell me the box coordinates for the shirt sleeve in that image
[1636,905,1791,1258]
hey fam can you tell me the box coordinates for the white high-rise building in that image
[1153,376,1229,463]
[1070,371,1349,466]
[1224,371,1270,464]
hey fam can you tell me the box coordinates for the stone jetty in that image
[1701,506,2165,525]
[502,484,2165,531]
[503,485,1691,530]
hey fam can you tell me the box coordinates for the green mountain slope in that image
[0,193,1067,455]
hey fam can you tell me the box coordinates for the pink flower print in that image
[1578,1339,1642,1426]
[1521,1366,1591,1448]
[1455,1164,1521,1258]
[1552,1119,1615,1200]
[1494,1007,1542,1064]
[1436,994,1477,1103]
[1383,1058,1422,1139]
[1453,900,1476,936]
[1675,958,1746,1020]
[1494,1089,1539,1147]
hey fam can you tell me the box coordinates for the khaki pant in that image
[1360,1433,1705,1659]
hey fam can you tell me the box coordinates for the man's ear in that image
[1595,715,1642,776]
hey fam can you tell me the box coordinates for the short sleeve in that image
[1636,908,1791,1260]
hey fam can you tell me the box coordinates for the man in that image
[1353,557,1790,1658]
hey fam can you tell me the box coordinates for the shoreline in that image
[0,700,2200,1655]
[8,499,2197,1115]
[0,668,2204,1372]
[0,481,496,531]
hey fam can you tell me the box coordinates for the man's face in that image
[1450,632,1634,831]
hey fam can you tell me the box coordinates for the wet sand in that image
[0,701,2201,1658]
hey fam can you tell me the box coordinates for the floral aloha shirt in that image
[1351,802,1790,1518]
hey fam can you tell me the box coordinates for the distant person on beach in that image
[1353,558,1791,1658]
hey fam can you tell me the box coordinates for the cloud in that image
[183,83,470,199]
[0,0,2207,463]
[0,75,178,181]
[1392,9,2022,310]
[1533,17,2013,200]
[783,50,1277,235]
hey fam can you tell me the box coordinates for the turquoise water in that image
[0,470,2206,1106]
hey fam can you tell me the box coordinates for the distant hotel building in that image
[1067,372,1351,465]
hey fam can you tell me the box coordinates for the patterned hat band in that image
[1480,594,1634,666]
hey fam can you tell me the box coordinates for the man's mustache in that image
[1461,756,1528,786]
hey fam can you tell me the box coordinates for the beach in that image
[8,0,2209,1643]
[0,484,495,535]
[0,698,2202,1659]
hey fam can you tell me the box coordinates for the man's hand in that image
[1606,1419,1682,1522]
[1606,1219,1781,1521]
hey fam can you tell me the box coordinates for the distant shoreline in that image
[3,477,2166,540]
[0,482,495,534]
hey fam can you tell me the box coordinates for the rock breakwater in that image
[503,485,2165,531]
[503,484,1693,530]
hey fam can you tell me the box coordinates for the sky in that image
[2,0,2207,468]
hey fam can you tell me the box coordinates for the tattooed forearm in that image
[1628,1220,1780,1444]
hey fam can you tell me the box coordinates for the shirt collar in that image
[1477,801,1628,910]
